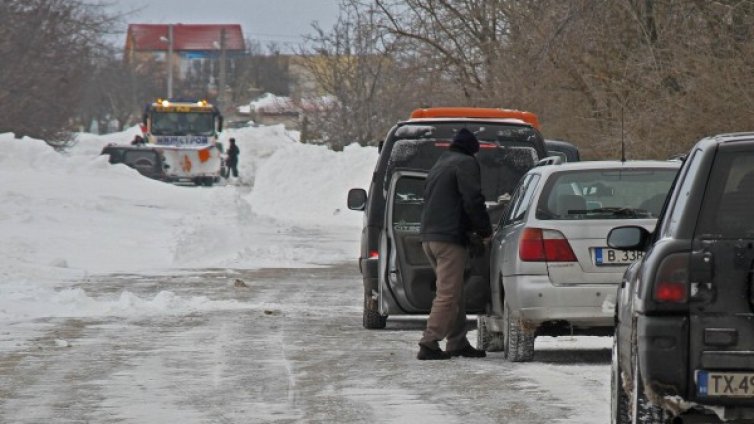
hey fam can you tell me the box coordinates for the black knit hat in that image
[451,128,479,154]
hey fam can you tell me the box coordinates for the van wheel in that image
[363,293,387,329]
[502,300,535,362]
[611,336,630,424]
[631,352,667,423]
[477,315,504,352]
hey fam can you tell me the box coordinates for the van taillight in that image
[653,253,689,303]
[368,250,379,259]
[519,228,577,262]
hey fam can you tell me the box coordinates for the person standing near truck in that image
[225,138,240,178]
[417,128,492,360]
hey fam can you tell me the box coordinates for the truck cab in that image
[142,99,224,186]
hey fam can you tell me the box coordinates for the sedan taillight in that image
[519,227,577,262]
[653,253,689,303]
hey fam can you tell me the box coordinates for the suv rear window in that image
[697,148,754,238]
[536,168,677,220]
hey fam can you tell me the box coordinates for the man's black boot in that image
[417,343,451,360]
[447,344,486,358]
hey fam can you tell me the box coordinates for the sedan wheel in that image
[502,300,535,362]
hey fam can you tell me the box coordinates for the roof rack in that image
[409,107,540,129]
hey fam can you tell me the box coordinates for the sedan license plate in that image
[697,371,754,397]
[594,248,643,265]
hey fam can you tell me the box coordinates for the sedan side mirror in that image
[347,188,368,211]
[607,226,650,251]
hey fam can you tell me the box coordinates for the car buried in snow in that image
[101,144,169,182]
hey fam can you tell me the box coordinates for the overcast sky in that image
[99,0,341,50]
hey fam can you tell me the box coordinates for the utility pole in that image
[217,28,227,112]
[167,24,174,99]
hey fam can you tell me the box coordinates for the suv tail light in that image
[519,227,577,262]
[653,253,689,303]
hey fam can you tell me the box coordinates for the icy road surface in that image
[0,264,610,423]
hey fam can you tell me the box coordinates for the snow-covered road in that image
[1,125,612,422]
[0,264,611,423]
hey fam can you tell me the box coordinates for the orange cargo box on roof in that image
[410,107,540,130]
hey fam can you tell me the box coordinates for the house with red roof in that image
[125,24,246,94]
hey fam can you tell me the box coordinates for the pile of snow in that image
[238,92,338,115]
[0,125,376,325]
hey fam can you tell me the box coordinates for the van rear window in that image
[386,138,538,201]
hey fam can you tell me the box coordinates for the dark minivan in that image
[608,133,754,423]
[347,107,549,329]
[545,139,580,162]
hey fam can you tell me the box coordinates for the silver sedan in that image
[478,160,680,362]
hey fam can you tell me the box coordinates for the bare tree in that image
[0,0,116,141]
[373,0,512,103]
[299,0,469,146]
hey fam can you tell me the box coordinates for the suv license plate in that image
[594,248,643,265]
[697,371,754,397]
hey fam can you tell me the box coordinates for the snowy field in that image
[0,126,612,422]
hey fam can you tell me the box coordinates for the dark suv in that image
[347,107,549,329]
[608,133,754,423]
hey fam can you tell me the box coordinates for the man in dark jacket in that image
[417,128,492,360]
[225,138,240,178]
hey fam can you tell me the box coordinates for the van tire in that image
[363,294,387,329]
[477,315,504,352]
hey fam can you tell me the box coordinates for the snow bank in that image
[0,284,250,322]
[0,124,375,282]
[249,142,376,227]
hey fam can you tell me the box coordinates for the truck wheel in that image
[611,336,630,424]
[477,315,504,352]
[503,300,535,362]
[363,293,387,329]
[631,352,667,423]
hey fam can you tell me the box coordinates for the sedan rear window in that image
[536,168,677,220]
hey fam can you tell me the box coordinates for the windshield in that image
[151,112,215,136]
[384,122,542,201]
[536,168,678,220]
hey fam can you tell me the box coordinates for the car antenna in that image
[620,104,626,163]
